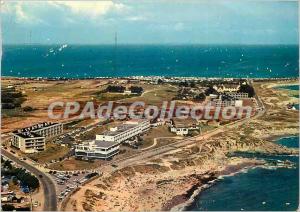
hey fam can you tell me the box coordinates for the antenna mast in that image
[29,30,32,44]
[113,32,117,73]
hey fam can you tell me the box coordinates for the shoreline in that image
[1,75,299,81]
[266,134,299,143]
[165,159,265,211]
[170,134,299,211]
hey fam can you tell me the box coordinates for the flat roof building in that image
[11,122,63,153]
[75,140,119,160]
[170,118,200,136]
[96,119,150,143]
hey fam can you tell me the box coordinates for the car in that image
[39,174,43,178]
[111,164,118,168]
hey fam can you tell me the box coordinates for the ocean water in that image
[277,136,299,148]
[2,44,299,78]
[277,85,299,91]
[187,136,299,211]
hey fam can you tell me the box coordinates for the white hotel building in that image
[75,119,150,160]
[75,140,120,160]
[96,119,150,143]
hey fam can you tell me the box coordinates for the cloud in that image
[50,1,129,19]
[2,1,130,25]
[2,2,45,24]
[15,3,33,23]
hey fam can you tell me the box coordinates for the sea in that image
[1,44,299,78]
[276,84,300,109]
[187,136,299,211]
[187,85,299,211]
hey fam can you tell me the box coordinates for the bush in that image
[205,86,218,96]
[129,86,143,94]
[2,204,15,211]
[106,85,125,93]
[23,106,35,112]
[194,93,206,101]
[238,84,255,97]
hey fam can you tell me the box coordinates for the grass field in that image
[121,84,178,105]
[141,125,176,148]
[49,157,106,170]
[94,92,138,101]
[28,143,70,163]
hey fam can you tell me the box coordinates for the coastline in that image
[171,133,299,211]
[1,75,299,81]
[169,160,264,211]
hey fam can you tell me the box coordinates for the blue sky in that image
[1,0,298,44]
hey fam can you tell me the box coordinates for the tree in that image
[238,84,255,97]
[179,81,189,87]
[157,79,163,84]
[106,85,125,93]
[194,93,206,101]
[205,86,218,96]
[23,106,35,112]
[129,86,143,94]
[190,81,196,88]
[2,204,15,211]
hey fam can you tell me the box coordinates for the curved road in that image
[2,149,57,211]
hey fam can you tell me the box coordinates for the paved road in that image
[2,149,57,211]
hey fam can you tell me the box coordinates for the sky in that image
[1,0,298,45]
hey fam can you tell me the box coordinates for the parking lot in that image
[48,170,100,202]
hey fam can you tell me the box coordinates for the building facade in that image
[170,118,200,136]
[75,140,119,160]
[213,84,240,93]
[96,119,150,143]
[11,122,63,153]
[12,133,45,153]
[224,92,249,99]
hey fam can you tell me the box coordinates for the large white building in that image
[11,122,63,153]
[75,119,150,160]
[96,119,150,143]
[75,140,119,160]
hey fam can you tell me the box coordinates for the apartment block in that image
[11,122,63,153]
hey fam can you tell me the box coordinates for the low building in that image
[96,119,150,143]
[11,122,63,153]
[213,84,240,93]
[75,140,119,160]
[212,99,236,107]
[170,118,200,136]
[224,92,249,99]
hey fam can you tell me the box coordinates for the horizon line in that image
[2,43,299,46]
